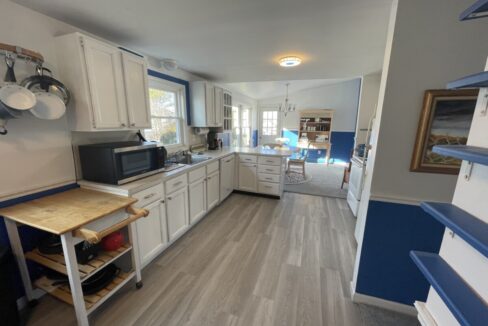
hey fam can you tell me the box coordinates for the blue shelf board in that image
[421,202,488,259]
[460,0,488,21]
[410,251,488,326]
[433,145,488,166]
[447,71,488,89]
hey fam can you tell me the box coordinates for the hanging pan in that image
[0,54,36,112]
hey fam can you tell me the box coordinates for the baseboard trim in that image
[16,289,45,310]
[350,282,418,316]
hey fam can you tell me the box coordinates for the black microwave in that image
[79,141,167,185]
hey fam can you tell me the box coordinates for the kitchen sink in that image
[176,154,212,165]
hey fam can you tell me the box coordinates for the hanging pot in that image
[0,54,36,111]
[21,66,70,105]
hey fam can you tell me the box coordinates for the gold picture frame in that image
[410,89,478,174]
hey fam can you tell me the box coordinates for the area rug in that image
[285,171,312,185]
[284,163,348,199]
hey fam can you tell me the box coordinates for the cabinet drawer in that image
[258,164,281,175]
[189,166,206,183]
[239,154,257,163]
[165,173,188,194]
[258,156,281,166]
[133,183,164,207]
[207,161,219,174]
[258,173,280,183]
[258,182,280,195]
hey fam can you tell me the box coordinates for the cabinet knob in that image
[121,123,126,127]
[168,196,172,200]
[130,123,136,127]
[161,200,165,204]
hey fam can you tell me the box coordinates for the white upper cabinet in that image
[121,52,151,129]
[214,86,224,127]
[55,33,151,131]
[190,81,223,127]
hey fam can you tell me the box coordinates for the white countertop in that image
[78,146,292,196]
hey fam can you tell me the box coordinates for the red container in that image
[101,231,124,251]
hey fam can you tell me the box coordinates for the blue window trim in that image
[147,69,191,126]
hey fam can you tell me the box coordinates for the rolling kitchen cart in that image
[0,188,149,326]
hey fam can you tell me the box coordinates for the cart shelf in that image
[26,243,132,281]
[35,270,135,313]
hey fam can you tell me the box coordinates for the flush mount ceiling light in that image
[162,58,178,71]
[279,56,302,67]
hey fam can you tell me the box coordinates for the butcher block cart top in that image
[0,188,148,326]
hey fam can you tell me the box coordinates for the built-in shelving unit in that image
[459,0,488,21]
[410,251,488,326]
[447,71,488,89]
[432,145,488,165]
[420,202,488,259]
[299,110,333,144]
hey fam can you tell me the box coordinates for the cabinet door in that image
[239,163,257,192]
[189,178,207,224]
[220,156,235,201]
[205,83,215,126]
[135,200,167,267]
[207,171,220,210]
[166,187,189,241]
[121,52,151,129]
[214,86,223,126]
[82,37,128,129]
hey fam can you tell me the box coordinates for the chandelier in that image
[278,83,296,116]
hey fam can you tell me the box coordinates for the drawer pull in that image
[226,159,233,163]
[73,206,149,244]
[143,193,156,200]
[266,178,272,180]
[265,185,273,188]
[266,169,273,172]
[173,181,183,187]
[207,176,212,180]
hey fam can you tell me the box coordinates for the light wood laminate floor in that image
[25,193,418,326]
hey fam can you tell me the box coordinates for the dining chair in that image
[287,145,309,176]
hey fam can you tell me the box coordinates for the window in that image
[262,111,278,136]
[232,105,251,147]
[144,79,185,147]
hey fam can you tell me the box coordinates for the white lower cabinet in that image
[135,198,168,268]
[207,171,220,210]
[166,186,189,241]
[189,177,207,224]
[238,163,258,192]
[220,155,235,201]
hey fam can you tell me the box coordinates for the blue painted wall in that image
[0,183,79,299]
[252,130,258,147]
[355,200,444,305]
[281,129,355,163]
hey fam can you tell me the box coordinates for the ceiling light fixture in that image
[279,83,296,116]
[279,56,302,67]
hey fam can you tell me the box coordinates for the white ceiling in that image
[224,78,354,100]
[13,0,392,83]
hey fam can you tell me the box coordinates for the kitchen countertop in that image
[0,188,137,234]
[79,146,292,196]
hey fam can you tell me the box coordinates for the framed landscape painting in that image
[410,89,478,174]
